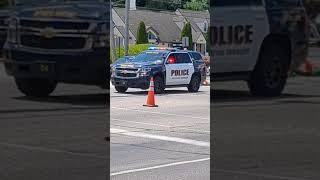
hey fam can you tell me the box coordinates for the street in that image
[110,84,210,179]
[213,48,320,180]
[0,65,108,180]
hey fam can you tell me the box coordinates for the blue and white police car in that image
[111,47,206,94]
[211,0,310,96]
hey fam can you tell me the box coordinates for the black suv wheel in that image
[188,75,201,93]
[154,76,165,94]
[248,42,290,96]
[15,78,57,97]
[115,86,128,93]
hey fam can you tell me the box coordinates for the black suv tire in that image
[248,42,290,97]
[15,78,57,97]
[115,86,128,93]
[188,75,201,93]
[154,76,165,94]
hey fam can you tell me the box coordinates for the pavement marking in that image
[0,142,105,159]
[110,157,210,176]
[112,118,210,134]
[214,169,310,180]
[110,128,210,147]
[111,107,208,120]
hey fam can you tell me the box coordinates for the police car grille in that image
[21,35,86,49]
[116,72,137,78]
[20,20,90,30]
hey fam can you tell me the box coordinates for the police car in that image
[111,47,206,94]
[211,0,309,96]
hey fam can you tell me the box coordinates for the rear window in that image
[265,0,302,7]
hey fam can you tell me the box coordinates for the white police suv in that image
[211,0,309,96]
[111,47,207,94]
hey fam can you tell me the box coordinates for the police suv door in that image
[165,53,194,85]
[212,0,269,73]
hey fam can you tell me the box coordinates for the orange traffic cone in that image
[304,59,314,75]
[143,77,158,107]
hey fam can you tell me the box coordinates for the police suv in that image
[3,0,109,97]
[111,47,206,94]
[211,0,309,96]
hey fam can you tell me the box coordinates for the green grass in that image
[110,44,150,63]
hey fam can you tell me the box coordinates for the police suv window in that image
[213,0,263,6]
[175,53,192,64]
[190,52,203,61]
[265,0,302,7]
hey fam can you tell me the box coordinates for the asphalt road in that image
[0,65,108,180]
[110,84,210,180]
[213,48,320,180]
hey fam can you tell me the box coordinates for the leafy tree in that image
[0,0,8,8]
[181,22,193,50]
[136,21,148,44]
[146,0,182,11]
[183,0,208,11]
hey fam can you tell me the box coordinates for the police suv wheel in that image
[15,78,57,97]
[154,76,165,94]
[188,75,201,93]
[115,86,128,93]
[248,43,289,97]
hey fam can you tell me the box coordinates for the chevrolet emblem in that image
[40,27,55,39]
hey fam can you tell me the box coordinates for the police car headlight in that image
[111,67,116,76]
[93,23,109,48]
[139,68,151,76]
[8,18,18,43]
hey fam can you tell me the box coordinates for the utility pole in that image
[124,0,130,56]
[110,2,116,62]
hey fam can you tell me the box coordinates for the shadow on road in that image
[212,89,319,103]
[14,93,108,106]
[114,89,208,96]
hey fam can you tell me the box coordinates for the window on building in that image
[204,22,208,32]
[148,31,157,40]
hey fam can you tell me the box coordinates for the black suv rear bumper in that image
[3,46,109,86]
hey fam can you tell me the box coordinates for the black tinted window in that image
[265,0,302,7]
[175,53,192,64]
[213,0,263,6]
[190,52,203,61]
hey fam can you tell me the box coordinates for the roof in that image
[177,9,209,41]
[114,8,181,43]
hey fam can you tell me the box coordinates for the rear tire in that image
[15,78,57,97]
[248,42,290,97]
[115,86,128,93]
[188,75,201,93]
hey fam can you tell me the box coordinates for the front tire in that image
[115,86,128,93]
[15,78,57,97]
[154,76,165,94]
[248,42,290,97]
[188,75,201,93]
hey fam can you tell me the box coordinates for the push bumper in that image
[3,46,108,86]
[111,76,150,90]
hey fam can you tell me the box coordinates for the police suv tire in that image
[188,75,201,93]
[15,78,57,97]
[115,86,128,93]
[154,76,165,94]
[248,43,289,97]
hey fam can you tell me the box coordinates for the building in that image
[112,7,209,55]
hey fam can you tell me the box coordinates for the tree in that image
[181,22,193,50]
[146,0,182,11]
[183,0,208,11]
[136,21,148,44]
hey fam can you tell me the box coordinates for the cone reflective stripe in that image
[143,77,158,107]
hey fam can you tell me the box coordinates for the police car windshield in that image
[132,51,167,62]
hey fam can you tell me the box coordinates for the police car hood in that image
[115,61,160,69]
[15,1,108,20]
